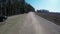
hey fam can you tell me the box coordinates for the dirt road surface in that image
[0,12,60,34]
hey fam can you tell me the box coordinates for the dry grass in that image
[36,12,60,25]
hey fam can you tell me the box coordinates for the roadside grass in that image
[36,13,60,25]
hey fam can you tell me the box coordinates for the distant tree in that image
[37,9,49,13]
[25,3,35,13]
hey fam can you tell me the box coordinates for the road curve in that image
[0,12,60,34]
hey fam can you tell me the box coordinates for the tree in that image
[25,3,35,13]
[37,9,49,13]
[0,0,35,16]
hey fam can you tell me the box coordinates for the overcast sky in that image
[26,0,60,12]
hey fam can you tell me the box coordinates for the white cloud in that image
[49,0,58,4]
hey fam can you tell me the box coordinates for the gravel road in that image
[0,12,60,34]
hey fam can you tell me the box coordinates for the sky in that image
[25,0,60,12]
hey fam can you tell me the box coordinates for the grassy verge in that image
[36,13,60,25]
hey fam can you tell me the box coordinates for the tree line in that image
[0,0,35,16]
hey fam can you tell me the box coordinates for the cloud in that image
[49,0,58,4]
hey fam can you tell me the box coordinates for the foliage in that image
[37,9,49,13]
[0,0,35,16]
[25,3,35,13]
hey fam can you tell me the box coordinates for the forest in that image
[0,0,35,16]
